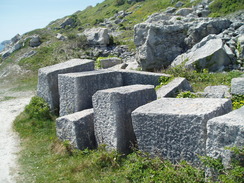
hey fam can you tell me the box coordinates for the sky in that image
[0,0,104,43]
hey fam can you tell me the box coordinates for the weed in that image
[231,94,244,110]
[155,75,174,90]
[177,91,199,98]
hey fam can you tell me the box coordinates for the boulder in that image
[132,98,232,164]
[56,109,96,150]
[171,35,232,72]
[175,8,193,16]
[156,77,193,98]
[58,70,123,116]
[206,106,244,168]
[203,85,231,98]
[37,59,94,113]
[134,16,231,70]
[231,77,244,95]
[60,17,76,29]
[83,28,110,46]
[56,33,66,41]
[92,85,156,154]
[29,35,41,47]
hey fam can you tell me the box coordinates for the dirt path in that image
[0,92,33,183]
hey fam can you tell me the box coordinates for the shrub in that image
[115,0,126,6]
[231,94,244,110]
[155,76,174,90]
[24,96,51,120]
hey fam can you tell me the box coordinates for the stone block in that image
[117,69,170,87]
[231,77,244,95]
[92,84,157,154]
[156,77,193,98]
[99,57,122,68]
[132,98,232,164]
[203,85,231,98]
[59,70,123,116]
[37,59,94,112]
[56,109,96,150]
[206,106,244,167]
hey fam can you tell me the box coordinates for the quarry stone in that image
[56,109,96,150]
[92,84,157,154]
[206,106,244,168]
[156,77,193,98]
[132,98,232,164]
[231,77,244,95]
[59,70,123,116]
[99,57,122,68]
[203,85,231,98]
[83,27,110,46]
[37,59,94,112]
[117,69,170,87]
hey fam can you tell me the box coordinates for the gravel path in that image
[0,95,32,183]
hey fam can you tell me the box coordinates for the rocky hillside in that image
[0,0,243,89]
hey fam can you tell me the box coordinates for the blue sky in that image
[0,0,104,42]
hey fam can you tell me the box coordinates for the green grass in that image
[209,0,244,17]
[162,67,243,92]
[0,96,16,102]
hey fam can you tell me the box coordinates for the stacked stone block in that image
[206,106,244,168]
[132,98,232,164]
[56,109,96,150]
[92,84,157,154]
[37,59,94,112]
[58,70,123,116]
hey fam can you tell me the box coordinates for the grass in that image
[0,96,16,102]
[162,67,243,92]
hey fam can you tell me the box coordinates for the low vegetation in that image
[13,96,244,182]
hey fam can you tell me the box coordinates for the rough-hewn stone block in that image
[99,57,122,68]
[37,59,94,112]
[56,109,96,150]
[203,85,231,98]
[156,77,193,98]
[231,77,244,95]
[92,84,157,154]
[117,69,170,87]
[59,70,123,116]
[206,106,244,168]
[132,98,232,164]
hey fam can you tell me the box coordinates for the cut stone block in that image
[203,85,231,98]
[37,59,94,112]
[156,77,193,98]
[92,84,157,154]
[231,77,244,95]
[206,106,244,168]
[59,70,123,116]
[56,109,96,150]
[99,57,122,68]
[117,69,170,87]
[132,98,232,164]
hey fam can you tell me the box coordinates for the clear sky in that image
[0,0,104,42]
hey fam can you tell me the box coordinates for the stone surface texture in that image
[83,27,110,46]
[56,109,96,150]
[156,77,193,98]
[59,70,123,116]
[203,85,231,98]
[37,59,94,112]
[206,106,244,167]
[92,84,157,154]
[117,69,170,87]
[231,77,244,95]
[171,35,232,72]
[132,98,232,164]
[99,57,122,68]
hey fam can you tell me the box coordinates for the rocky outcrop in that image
[134,15,232,70]
[29,35,41,47]
[83,28,110,46]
